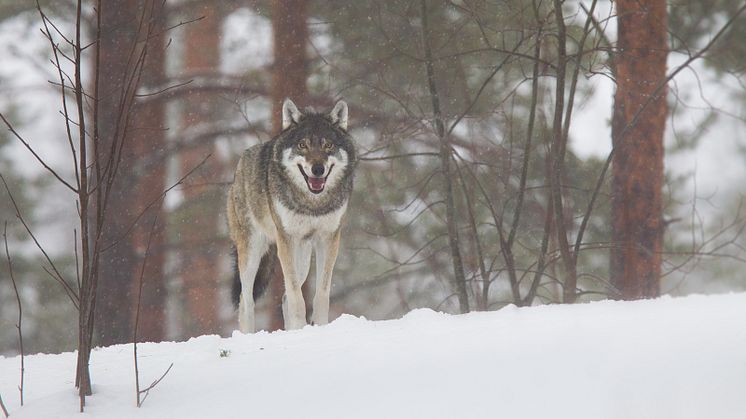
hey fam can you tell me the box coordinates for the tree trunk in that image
[610,0,668,299]
[83,0,162,403]
[130,2,167,343]
[420,0,469,313]
[179,3,222,337]
[268,0,308,330]
[94,0,140,347]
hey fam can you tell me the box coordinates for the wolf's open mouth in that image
[298,164,333,194]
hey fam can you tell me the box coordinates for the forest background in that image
[1,0,745,356]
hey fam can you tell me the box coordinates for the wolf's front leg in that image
[238,294,255,334]
[312,229,341,326]
[276,235,307,330]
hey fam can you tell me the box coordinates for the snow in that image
[2,293,746,419]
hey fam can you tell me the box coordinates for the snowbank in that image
[2,293,745,419]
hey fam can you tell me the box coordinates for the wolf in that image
[226,98,356,332]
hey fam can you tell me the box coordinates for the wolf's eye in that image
[297,141,307,150]
[324,142,335,152]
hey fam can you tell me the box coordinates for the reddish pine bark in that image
[94,1,141,347]
[267,0,308,330]
[271,0,308,131]
[179,4,223,336]
[130,3,167,343]
[94,0,170,345]
[610,0,668,299]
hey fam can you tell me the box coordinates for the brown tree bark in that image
[94,0,141,347]
[271,0,308,131]
[179,4,223,336]
[610,0,668,299]
[130,3,167,343]
[268,0,308,330]
[82,0,165,401]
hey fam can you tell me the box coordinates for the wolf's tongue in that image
[308,177,325,191]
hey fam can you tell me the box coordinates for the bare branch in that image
[508,21,543,250]
[446,37,526,137]
[4,222,24,406]
[38,1,81,190]
[0,113,78,193]
[420,0,469,312]
[100,153,212,253]
[137,363,174,407]
[360,152,439,162]
[0,174,79,309]
[0,393,8,418]
[134,214,165,407]
[452,160,490,309]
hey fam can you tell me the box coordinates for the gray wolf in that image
[227,99,356,332]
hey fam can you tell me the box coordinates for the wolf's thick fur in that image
[227,99,356,332]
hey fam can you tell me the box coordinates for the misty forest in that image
[1,0,746,416]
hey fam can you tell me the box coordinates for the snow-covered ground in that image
[1,293,745,419]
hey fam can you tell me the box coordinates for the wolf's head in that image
[275,98,355,196]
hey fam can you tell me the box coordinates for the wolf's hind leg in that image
[312,229,341,326]
[237,234,268,333]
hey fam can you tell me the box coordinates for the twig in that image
[508,22,542,250]
[0,393,8,418]
[73,0,92,406]
[134,214,166,407]
[138,363,174,407]
[38,1,81,191]
[0,174,79,309]
[420,0,469,313]
[547,0,579,304]
[453,151,521,304]
[4,222,24,406]
[0,113,77,193]
[360,152,439,161]
[452,160,490,309]
[446,37,525,137]
[100,153,212,253]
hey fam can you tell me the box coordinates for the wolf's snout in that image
[311,164,325,177]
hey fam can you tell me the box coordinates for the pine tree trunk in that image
[268,0,308,330]
[179,4,222,336]
[610,0,668,299]
[130,2,167,343]
[94,0,140,347]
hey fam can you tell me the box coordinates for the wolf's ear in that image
[329,100,348,130]
[282,98,302,130]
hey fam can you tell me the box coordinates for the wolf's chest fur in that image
[273,199,348,240]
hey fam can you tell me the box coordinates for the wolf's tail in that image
[231,245,277,308]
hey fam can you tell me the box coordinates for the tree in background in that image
[610,0,668,299]
[310,0,615,310]
[0,112,77,355]
[664,2,746,293]
[174,3,224,337]
[129,0,167,343]
[94,0,145,346]
[2,0,746,357]
[267,0,308,330]
[0,0,176,405]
